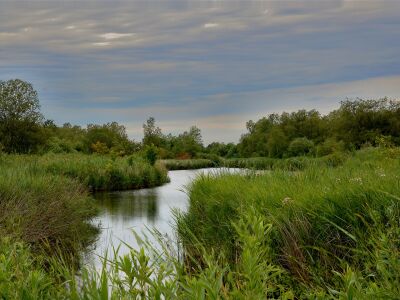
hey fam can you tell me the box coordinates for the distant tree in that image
[329,98,400,148]
[266,127,289,158]
[143,117,165,147]
[207,142,238,158]
[85,122,135,155]
[171,126,203,158]
[0,79,45,152]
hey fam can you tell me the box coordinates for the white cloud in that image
[99,32,134,40]
[65,25,75,30]
[92,42,111,46]
[203,23,219,29]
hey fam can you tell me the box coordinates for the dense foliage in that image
[1,79,399,163]
[238,98,400,158]
[0,79,45,153]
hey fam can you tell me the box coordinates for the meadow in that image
[0,152,169,298]
[1,147,398,299]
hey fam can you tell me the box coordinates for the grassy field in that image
[1,148,399,298]
[177,147,400,298]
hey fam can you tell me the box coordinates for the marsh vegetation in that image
[0,79,399,298]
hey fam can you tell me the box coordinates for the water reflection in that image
[87,168,242,269]
[94,189,158,222]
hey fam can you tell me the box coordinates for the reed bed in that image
[159,158,216,170]
[177,147,400,298]
[1,148,399,298]
[39,153,169,191]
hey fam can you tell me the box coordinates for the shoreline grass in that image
[159,152,348,171]
[39,153,169,191]
[0,157,98,268]
[158,158,217,170]
[1,148,399,298]
[176,147,400,297]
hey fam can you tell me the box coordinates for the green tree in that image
[170,126,203,158]
[142,117,165,147]
[0,79,44,153]
[85,122,135,155]
[266,127,289,158]
[328,98,400,148]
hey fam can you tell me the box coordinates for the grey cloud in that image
[1,1,399,143]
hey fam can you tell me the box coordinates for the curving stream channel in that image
[86,168,241,269]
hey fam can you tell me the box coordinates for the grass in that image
[0,155,98,276]
[159,158,216,170]
[177,147,400,298]
[0,148,399,298]
[39,153,169,191]
[160,152,347,171]
[222,152,348,170]
[0,152,170,298]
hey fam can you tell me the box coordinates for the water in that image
[86,168,241,268]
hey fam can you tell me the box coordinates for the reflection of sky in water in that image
[86,168,242,270]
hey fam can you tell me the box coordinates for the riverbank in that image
[0,153,169,298]
[177,147,400,298]
[1,148,399,298]
[159,152,347,171]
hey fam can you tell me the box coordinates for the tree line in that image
[1,79,399,158]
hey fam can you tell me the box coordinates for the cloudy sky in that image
[1,1,400,144]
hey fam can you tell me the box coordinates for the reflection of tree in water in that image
[94,189,158,223]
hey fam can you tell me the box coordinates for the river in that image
[86,168,241,269]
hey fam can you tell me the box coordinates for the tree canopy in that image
[0,79,44,152]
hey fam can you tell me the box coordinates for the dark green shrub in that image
[288,137,315,157]
[145,145,158,166]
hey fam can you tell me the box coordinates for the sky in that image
[1,1,400,144]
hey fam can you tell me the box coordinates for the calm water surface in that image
[86,168,241,268]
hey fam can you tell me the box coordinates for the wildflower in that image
[282,197,293,205]
[349,177,363,184]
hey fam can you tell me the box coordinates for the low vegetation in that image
[177,147,400,298]
[39,153,169,191]
[1,147,398,299]
[0,155,97,269]
[159,158,216,170]
[1,79,399,298]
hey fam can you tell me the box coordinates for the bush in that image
[144,144,158,166]
[316,138,345,156]
[288,137,314,157]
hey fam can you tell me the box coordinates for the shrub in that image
[288,137,314,157]
[316,138,345,156]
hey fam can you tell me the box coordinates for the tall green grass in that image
[159,158,216,170]
[0,152,169,298]
[0,156,98,269]
[160,152,347,171]
[39,153,169,191]
[177,147,400,297]
[1,148,398,298]
[222,152,347,170]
